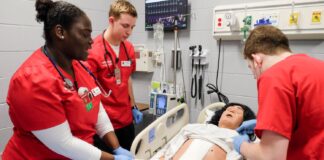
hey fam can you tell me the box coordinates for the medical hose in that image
[206,83,229,104]
[198,45,203,100]
[206,38,229,104]
[191,75,197,98]
[190,52,197,98]
[198,75,202,100]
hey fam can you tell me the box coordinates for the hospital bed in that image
[130,102,226,159]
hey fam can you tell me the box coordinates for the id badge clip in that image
[114,67,121,85]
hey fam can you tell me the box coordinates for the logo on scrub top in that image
[78,87,94,111]
[101,60,112,66]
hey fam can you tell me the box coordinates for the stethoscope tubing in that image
[42,46,97,89]
[102,30,130,76]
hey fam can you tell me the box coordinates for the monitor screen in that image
[146,0,168,3]
[145,0,188,31]
[156,94,167,109]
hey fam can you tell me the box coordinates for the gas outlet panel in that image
[213,0,324,40]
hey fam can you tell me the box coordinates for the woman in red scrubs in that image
[2,0,133,159]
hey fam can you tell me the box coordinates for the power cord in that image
[206,38,229,104]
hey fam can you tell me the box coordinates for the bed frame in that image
[130,102,226,159]
[197,102,226,123]
[130,103,189,159]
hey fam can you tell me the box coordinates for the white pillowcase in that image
[203,109,215,123]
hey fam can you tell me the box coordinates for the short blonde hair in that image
[109,0,137,19]
[244,25,291,60]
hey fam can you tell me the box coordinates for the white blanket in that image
[151,124,242,160]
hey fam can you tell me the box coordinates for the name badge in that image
[121,61,131,67]
[91,87,101,96]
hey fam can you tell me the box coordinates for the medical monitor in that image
[145,0,188,31]
[156,94,168,115]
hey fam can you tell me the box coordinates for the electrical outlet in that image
[216,16,223,28]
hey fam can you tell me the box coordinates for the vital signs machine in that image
[149,93,178,117]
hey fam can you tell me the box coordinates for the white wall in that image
[1,0,324,153]
[128,0,261,123]
[127,0,324,122]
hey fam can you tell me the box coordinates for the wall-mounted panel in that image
[213,0,324,40]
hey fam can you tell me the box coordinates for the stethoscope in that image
[102,31,131,76]
[42,46,111,97]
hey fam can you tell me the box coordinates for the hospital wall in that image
[0,0,324,154]
[128,0,324,123]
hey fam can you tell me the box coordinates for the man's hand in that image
[132,106,143,124]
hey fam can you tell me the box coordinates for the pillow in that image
[203,109,215,123]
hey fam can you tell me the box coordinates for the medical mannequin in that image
[2,0,132,159]
[87,0,142,151]
[234,25,324,159]
[157,103,256,160]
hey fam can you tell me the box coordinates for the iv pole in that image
[173,16,179,94]
[158,14,192,98]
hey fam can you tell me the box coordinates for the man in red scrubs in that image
[233,25,324,159]
[2,0,133,159]
[87,0,143,151]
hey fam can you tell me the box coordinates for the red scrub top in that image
[87,35,136,129]
[2,48,101,160]
[255,54,324,160]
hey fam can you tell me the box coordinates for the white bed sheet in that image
[151,124,242,160]
[131,102,230,160]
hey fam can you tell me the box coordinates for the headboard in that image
[196,102,226,123]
